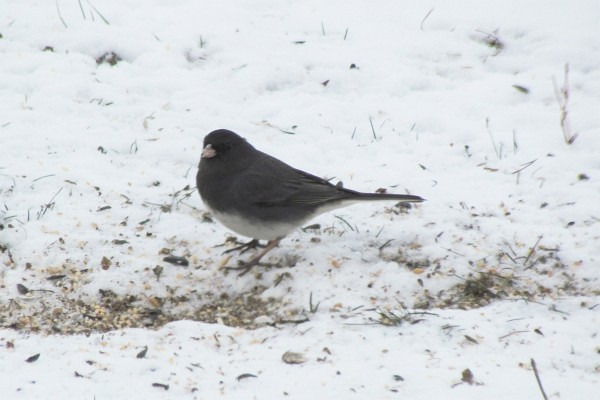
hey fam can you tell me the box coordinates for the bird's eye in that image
[214,142,232,153]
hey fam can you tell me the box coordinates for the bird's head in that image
[201,129,254,161]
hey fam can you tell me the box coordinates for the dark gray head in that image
[197,129,260,198]
[200,129,256,163]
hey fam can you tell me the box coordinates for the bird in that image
[196,129,424,275]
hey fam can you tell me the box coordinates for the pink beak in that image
[201,144,217,158]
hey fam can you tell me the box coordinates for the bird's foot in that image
[223,238,281,277]
[224,260,278,277]
[221,238,265,255]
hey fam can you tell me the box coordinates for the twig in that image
[530,358,549,400]
[552,63,578,144]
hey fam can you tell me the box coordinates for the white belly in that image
[205,199,365,240]
[207,206,301,240]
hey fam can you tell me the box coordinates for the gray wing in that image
[231,152,354,208]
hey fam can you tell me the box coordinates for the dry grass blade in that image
[87,0,110,25]
[55,0,68,27]
[420,8,434,30]
[486,117,502,159]
[552,63,578,145]
[530,358,549,400]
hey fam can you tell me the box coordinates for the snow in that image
[1,0,599,398]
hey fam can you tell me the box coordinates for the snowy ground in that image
[1,0,599,398]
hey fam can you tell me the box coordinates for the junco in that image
[196,129,424,275]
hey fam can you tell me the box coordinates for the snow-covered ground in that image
[1,0,599,398]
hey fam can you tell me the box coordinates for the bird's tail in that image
[352,192,425,203]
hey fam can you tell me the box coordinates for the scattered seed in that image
[236,373,257,381]
[282,351,307,364]
[163,256,189,267]
[101,256,112,270]
[148,296,163,308]
[464,335,478,344]
[302,223,321,231]
[136,346,148,359]
[17,284,29,295]
[152,383,169,390]
[152,266,163,281]
[512,84,529,94]
[461,368,474,384]
[96,51,122,66]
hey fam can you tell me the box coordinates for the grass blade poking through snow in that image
[55,0,68,28]
[553,63,578,145]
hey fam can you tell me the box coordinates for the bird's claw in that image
[224,261,277,277]
[222,239,265,255]
[221,238,282,277]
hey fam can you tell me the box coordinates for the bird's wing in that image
[232,152,353,208]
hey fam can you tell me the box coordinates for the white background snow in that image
[1,0,599,398]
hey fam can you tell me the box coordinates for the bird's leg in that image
[226,238,281,276]
[222,238,265,255]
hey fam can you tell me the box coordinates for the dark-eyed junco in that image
[196,129,424,275]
